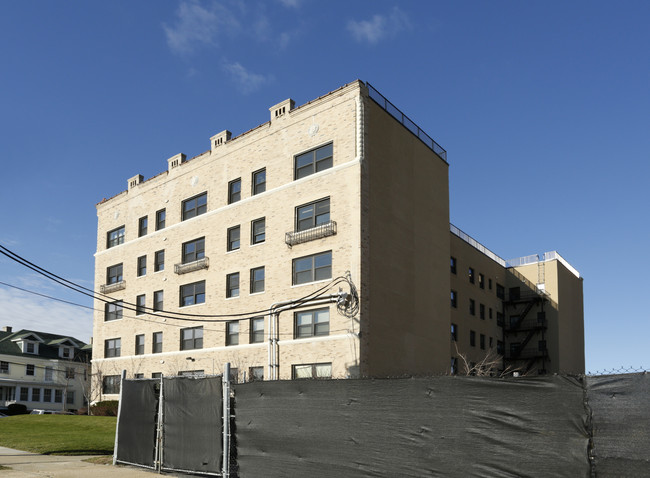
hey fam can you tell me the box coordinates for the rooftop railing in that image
[450,224,506,267]
[506,251,581,279]
[366,82,447,162]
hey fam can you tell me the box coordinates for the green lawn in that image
[0,415,116,455]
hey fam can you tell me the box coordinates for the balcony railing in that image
[100,280,126,294]
[174,257,209,274]
[285,221,337,247]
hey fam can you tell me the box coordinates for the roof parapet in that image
[210,130,232,153]
[269,98,295,122]
[167,153,186,172]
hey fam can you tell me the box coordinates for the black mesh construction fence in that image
[115,379,158,468]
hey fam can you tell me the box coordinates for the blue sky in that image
[0,0,648,373]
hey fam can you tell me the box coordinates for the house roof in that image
[0,328,90,360]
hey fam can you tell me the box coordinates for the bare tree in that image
[454,344,526,377]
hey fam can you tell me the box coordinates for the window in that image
[450,357,458,375]
[250,267,265,293]
[469,299,475,316]
[292,251,332,285]
[250,317,264,344]
[249,366,264,381]
[105,300,123,321]
[497,312,504,326]
[229,368,239,382]
[479,273,485,289]
[152,372,162,379]
[450,257,457,274]
[26,364,35,376]
[103,375,121,394]
[227,226,240,251]
[156,209,166,230]
[294,143,333,179]
[137,255,147,276]
[451,290,457,308]
[296,198,330,232]
[489,278,493,290]
[107,226,125,248]
[134,373,144,379]
[226,321,239,346]
[497,340,504,355]
[107,263,123,284]
[26,342,35,353]
[44,367,53,381]
[292,362,332,379]
[54,389,63,403]
[65,367,75,379]
[135,334,145,355]
[20,387,28,401]
[226,272,240,298]
[480,334,486,350]
[105,338,121,358]
[136,294,146,315]
[480,303,485,320]
[295,308,330,338]
[489,308,493,320]
[252,168,266,195]
[228,178,241,204]
[138,216,148,237]
[61,347,71,359]
[451,323,458,342]
[489,337,494,348]
[180,326,203,350]
[251,218,265,244]
[152,332,163,353]
[154,250,165,272]
[496,284,505,300]
[43,389,52,402]
[0,361,8,374]
[469,267,475,284]
[470,330,476,347]
[153,290,164,312]
[182,192,207,221]
[180,280,205,306]
[32,388,40,402]
[183,237,205,263]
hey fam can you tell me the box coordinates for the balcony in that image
[174,257,209,275]
[285,221,337,247]
[100,280,126,294]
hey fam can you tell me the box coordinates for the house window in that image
[228,178,241,204]
[105,338,121,358]
[470,330,476,347]
[0,361,8,374]
[479,273,485,289]
[294,143,333,180]
[154,250,165,272]
[107,263,123,284]
[180,281,205,306]
[103,375,121,395]
[138,216,148,237]
[152,372,162,379]
[26,364,35,376]
[134,373,144,379]
[44,367,53,381]
[32,388,40,402]
[105,300,123,321]
[249,366,264,381]
[251,218,265,244]
[20,387,29,401]
[226,321,239,346]
[480,303,485,320]
[450,257,457,274]
[450,357,458,375]
[43,389,52,402]
[292,251,332,285]
[107,226,125,248]
[296,198,330,232]
[153,290,164,312]
[480,334,486,350]
[65,367,75,379]
[152,332,163,353]
[135,334,145,355]
[451,290,457,308]
[137,255,147,276]
[469,299,475,316]
[226,272,240,298]
[250,267,265,293]
[183,237,205,263]
[295,308,330,338]
[250,317,264,344]
[26,342,35,353]
[292,362,332,379]
[252,168,266,195]
[182,192,207,221]
[61,347,71,359]
[54,390,63,403]
[496,284,505,299]
[227,226,240,251]
[156,209,166,230]
[180,326,203,350]
[136,294,146,315]
[469,267,475,284]
[451,323,458,342]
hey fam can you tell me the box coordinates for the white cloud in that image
[163,0,240,55]
[223,62,270,94]
[347,6,411,44]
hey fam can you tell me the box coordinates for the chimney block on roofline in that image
[128,174,143,190]
[167,153,186,172]
[210,130,232,152]
[269,99,295,122]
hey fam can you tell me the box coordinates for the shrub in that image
[7,403,28,415]
[90,400,119,416]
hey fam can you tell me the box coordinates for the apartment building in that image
[92,80,584,397]
[0,326,91,413]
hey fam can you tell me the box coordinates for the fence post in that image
[112,369,127,466]
[154,375,164,472]
[222,363,231,477]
